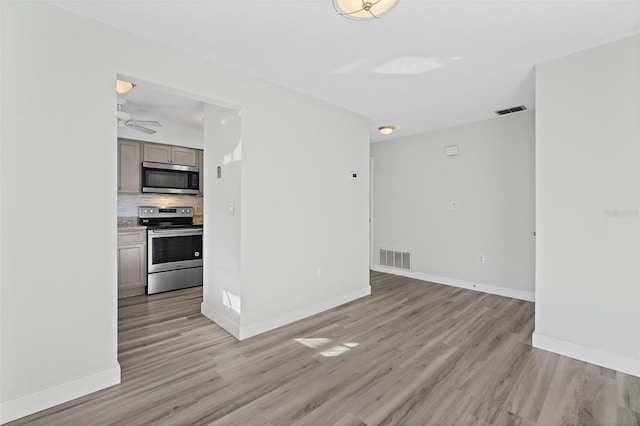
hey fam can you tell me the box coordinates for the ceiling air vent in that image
[495,105,527,116]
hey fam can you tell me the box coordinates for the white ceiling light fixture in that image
[378,125,395,135]
[333,0,399,20]
[116,79,135,94]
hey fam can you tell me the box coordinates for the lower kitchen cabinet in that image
[117,229,146,298]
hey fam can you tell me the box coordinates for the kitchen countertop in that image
[118,216,146,230]
[118,225,147,231]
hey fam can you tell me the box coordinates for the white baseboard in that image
[202,287,371,341]
[240,285,371,340]
[238,286,371,340]
[201,302,241,340]
[370,265,535,302]
[532,332,640,378]
[0,364,121,425]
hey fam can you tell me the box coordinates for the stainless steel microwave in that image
[141,162,199,195]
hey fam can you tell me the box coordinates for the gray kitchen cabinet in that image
[143,143,172,164]
[118,139,142,194]
[197,149,204,197]
[117,229,146,298]
[143,143,197,167]
[172,146,198,167]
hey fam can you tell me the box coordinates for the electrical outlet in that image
[195,205,203,214]
[478,255,485,264]
[317,266,325,277]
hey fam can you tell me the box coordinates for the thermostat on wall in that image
[444,145,459,157]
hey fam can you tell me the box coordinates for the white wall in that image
[239,93,371,334]
[201,90,372,340]
[0,1,5,422]
[201,104,243,331]
[0,1,370,422]
[371,111,535,301]
[533,35,640,377]
[1,3,120,422]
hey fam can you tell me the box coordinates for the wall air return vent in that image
[379,248,411,271]
[495,105,527,115]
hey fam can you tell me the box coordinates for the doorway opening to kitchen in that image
[115,75,241,367]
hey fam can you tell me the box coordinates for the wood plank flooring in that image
[11,271,640,425]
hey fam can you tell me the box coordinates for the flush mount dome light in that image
[333,0,399,20]
[116,79,135,94]
[378,125,395,135]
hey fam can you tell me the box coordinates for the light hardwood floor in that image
[12,271,640,425]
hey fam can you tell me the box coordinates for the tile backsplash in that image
[118,194,203,217]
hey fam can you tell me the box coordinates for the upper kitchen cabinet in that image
[118,139,141,194]
[172,146,198,167]
[143,143,198,167]
[143,143,171,163]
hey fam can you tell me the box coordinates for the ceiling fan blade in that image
[133,125,156,134]
[126,121,156,134]
[117,110,131,121]
[130,120,162,127]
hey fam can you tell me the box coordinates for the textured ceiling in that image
[53,0,640,142]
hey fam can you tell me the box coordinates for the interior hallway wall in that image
[371,111,535,301]
[0,2,370,422]
[533,35,640,377]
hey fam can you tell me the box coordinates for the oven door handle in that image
[148,229,203,237]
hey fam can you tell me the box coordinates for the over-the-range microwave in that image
[141,162,199,195]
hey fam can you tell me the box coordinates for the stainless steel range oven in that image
[139,206,203,294]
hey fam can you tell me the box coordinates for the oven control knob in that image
[144,209,148,213]
[181,209,185,213]
[194,252,200,257]
[187,209,191,213]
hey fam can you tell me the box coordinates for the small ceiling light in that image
[116,79,135,94]
[378,125,395,135]
[333,0,399,20]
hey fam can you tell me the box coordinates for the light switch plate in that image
[444,145,459,156]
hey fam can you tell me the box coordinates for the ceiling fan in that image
[116,98,162,134]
